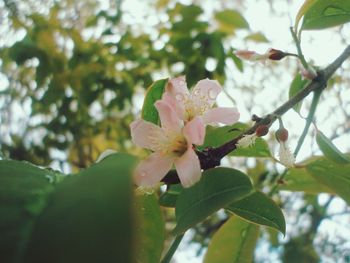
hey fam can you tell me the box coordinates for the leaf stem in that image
[290,27,309,69]
[160,234,184,263]
[294,89,322,156]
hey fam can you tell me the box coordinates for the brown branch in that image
[162,44,350,185]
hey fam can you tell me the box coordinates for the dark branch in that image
[162,44,350,185]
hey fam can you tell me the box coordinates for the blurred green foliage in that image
[0,0,249,169]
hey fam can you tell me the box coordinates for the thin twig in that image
[162,44,350,185]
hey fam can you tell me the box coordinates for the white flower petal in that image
[279,143,295,168]
[130,119,164,151]
[236,134,257,148]
[191,79,222,107]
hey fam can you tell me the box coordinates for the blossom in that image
[278,142,295,168]
[130,100,204,188]
[162,76,240,128]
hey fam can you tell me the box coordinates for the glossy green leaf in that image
[173,167,253,235]
[280,167,333,194]
[316,130,350,164]
[244,32,269,43]
[306,156,350,205]
[0,160,59,263]
[200,123,271,157]
[135,193,165,263]
[289,74,308,113]
[159,184,183,208]
[215,10,249,33]
[227,191,286,235]
[24,153,137,263]
[141,78,168,124]
[204,216,259,263]
[294,0,317,30]
[302,0,350,30]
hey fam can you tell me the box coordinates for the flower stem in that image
[160,234,185,263]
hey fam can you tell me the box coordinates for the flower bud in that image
[256,125,269,137]
[300,67,317,80]
[275,128,289,142]
[268,49,287,61]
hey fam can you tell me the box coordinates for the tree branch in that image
[162,44,350,185]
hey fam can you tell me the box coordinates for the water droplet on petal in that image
[208,88,218,100]
[178,80,185,86]
[140,171,147,177]
[193,88,200,96]
[175,93,185,102]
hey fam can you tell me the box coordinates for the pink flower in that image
[130,100,204,188]
[162,76,240,129]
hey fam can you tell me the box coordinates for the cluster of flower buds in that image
[236,118,295,168]
[236,124,269,148]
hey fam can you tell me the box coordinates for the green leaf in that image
[289,74,308,113]
[204,216,259,263]
[24,153,137,263]
[244,32,269,43]
[173,167,253,235]
[226,191,286,235]
[294,0,318,30]
[280,167,334,194]
[141,78,168,124]
[159,184,183,208]
[316,130,350,164]
[215,10,249,33]
[200,123,271,157]
[135,193,165,263]
[306,156,350,205]
[0,160,58,263]
[231,53,244,72]
[302,0,350,30]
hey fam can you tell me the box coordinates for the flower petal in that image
[191,79,222,106]
[165,76,189,99]
[203,107,240,125]
[162,91,186,120]
[155,100,182,132]
[134,152,174,187]
[174,148,201,188]
[130,119,164,151]
[183,117,205,145]
[279,143,295,168]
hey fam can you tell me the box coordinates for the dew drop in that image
[178,80,185,86]
[140,171,147,177]
[193,88,200,96]
[175,93,185,102]
[208,88,218,100]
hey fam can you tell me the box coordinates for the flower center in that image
[168,134,188,156]
[183,99,210,121]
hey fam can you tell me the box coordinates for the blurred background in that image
[1,0,350,262]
